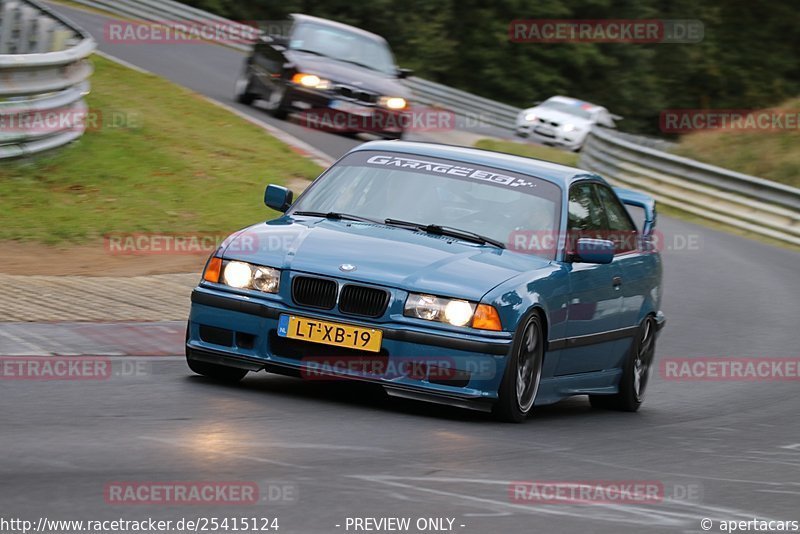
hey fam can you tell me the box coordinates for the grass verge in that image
[0,55,321,244]
[672,98,800,189]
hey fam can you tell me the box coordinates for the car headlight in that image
[291,73,331,90]
[203,259,280,294]
[252,265,280,293]
[563,123,576,132]
[444,300,474,326]
[379,96,407,110]
[223,261,252,288]
[524,112,537,122]
[404,294,502,330]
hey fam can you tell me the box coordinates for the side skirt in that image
[534,368,624,405]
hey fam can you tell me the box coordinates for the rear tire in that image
[589,316,656,412]
[493,312,544,423]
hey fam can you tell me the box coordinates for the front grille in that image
[292,276,337,309]
[335,85,378,104]
[536,118,560,127]
[339,284,390,318]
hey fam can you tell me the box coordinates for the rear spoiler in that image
[613,187,656,235]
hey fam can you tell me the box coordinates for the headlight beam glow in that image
[222,261,252,289]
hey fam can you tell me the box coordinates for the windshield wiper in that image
[291,48,331,58]
[293,211,383,224]
[333,58,383,73]
[383,218,505,249]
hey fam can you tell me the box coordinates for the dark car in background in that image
[235,14,413,139]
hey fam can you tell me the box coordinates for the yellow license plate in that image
[278,314,383,353]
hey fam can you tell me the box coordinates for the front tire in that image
[234,69,256,105]
[264,83,288,119]
[590,316,656,412]
[493,312,544,423]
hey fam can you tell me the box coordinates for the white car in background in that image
[515,96,620,151]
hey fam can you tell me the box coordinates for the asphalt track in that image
[1,3,798,533]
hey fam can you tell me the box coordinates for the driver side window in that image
[594,185,638,253]
[567,183,607,251]
[568,183,605,232]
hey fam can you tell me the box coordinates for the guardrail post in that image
[0,1,21,54]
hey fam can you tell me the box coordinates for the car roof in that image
[346,140,605,188]
[290,14,387,43]
[545,96,606,112]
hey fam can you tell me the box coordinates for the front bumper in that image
[515,122,585,150]
[655,310,667,332]
[284,85,405,135]
[187,288,514,409]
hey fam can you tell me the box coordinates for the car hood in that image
[521,107,594,127]
[287,51,411,98]
[222,218,552,301]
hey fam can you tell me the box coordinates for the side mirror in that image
[264,184,293,212]
[597,115,615,128]
[573,238,615,264]
[259,34,287,50]
[397,67,413,79]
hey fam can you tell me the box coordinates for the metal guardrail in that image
[0,0,96,159]
[402,76,520,130]
[69,0,253,51]
[580,127,800,246]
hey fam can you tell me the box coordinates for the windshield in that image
[540,100,593,120]
[290,151,562,258]
[290,22,396,75]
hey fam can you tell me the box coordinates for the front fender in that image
[480,264,569,379]
[481,263,570,344]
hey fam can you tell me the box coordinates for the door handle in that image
[612,276,623,288]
